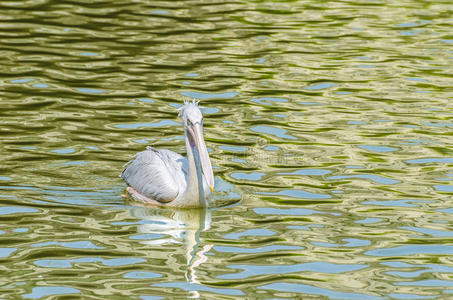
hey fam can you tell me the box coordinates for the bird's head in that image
[179,100,203,129]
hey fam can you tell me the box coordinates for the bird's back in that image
[121,147,188,203]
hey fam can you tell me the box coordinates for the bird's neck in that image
[183,130,207,207]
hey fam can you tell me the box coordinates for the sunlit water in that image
[1,0,452,299]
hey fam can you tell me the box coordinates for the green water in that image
[1,0,452,298]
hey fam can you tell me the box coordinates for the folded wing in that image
[121,147,187,203]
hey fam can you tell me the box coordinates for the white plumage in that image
[121,101,214,208]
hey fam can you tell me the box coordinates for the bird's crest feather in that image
[178,99,201,119]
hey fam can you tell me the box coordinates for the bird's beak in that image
[189,123,214,192]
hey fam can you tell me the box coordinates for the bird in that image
[120,100,214,208]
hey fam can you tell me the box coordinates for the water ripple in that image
[254,207,318,216]
[220,262,366,279]
[113,120,179,129]
[406,157,453,164]
[383,261,453,278]
[250,125,297,140]
[214,245,302,254]
[328,174,400,185]
[259,283,383,300]
[23,287,80,299]
[278,169,331,176]
[152,282,244,296]
[31,241,104,249]
[257,189,331,199]
[223,229,275,240]
[0,206,39,215]
[366,245,453,256]
[358,145,398,152]
[1,0,452,298]
[34,257,147,268]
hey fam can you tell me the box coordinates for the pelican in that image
[120,101,214,208]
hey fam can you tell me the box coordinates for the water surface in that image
[1,0,452,298]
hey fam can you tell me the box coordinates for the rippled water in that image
[1,0,452,298]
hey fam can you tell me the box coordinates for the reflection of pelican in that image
[121,101,214,208]
[130,206,212,296]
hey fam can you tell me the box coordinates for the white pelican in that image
[121,101,214,208]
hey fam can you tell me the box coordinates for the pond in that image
[1,0,452,298]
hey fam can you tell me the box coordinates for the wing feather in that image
[121,147,186,203]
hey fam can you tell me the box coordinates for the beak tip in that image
[210,185,214,193]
